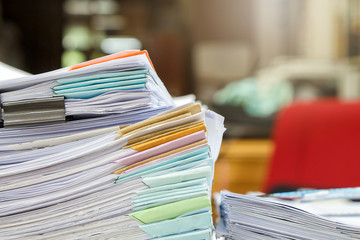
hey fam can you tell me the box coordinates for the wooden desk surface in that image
[212,138,273,195]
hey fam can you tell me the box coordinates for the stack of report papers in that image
[0,50,172,128]
[217,191,360,240]
[0,51,226,239]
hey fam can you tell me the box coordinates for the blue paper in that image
[54,84,146,99]
[53,78,148,94]
[53,74,147,91]
[115,146,210,183]
[56,69,149,84]
[142,166,212,188]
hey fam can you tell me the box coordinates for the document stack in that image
[217,191,360,240]
[0,50,173,129]
[0,51,225,239]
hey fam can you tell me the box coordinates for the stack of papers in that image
[0,52,226,239]
[217,191,360,240]
[0,103,225,239]
[0,50,172,128]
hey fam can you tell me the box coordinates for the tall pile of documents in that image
[217,191,360,240]
[0,51,225,239]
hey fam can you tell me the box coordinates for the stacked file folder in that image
[0,51,225,239]
[217,191,360,240]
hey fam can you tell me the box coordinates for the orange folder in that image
[130,124,207,152]
[70,50,155,71]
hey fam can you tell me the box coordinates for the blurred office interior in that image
[1,0,360,195]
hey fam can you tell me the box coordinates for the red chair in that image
[264,99,360,193]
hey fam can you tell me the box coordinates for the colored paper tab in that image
[128,195,211,224]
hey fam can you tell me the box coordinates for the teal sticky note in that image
[133,185,208,211]
[53,78,148,94]
[56,69,149,84]
[115,146,210,183]
[142,166,212,188]
[143,158,212,179]
[54,84,146,99]
[117,155,210,183]
[53,74,147,91]
[135,178,206,196]
[134,185,207,204]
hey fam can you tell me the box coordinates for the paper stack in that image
[0,51,225,239]
[217,191,360,240]
[0,50,172,128]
